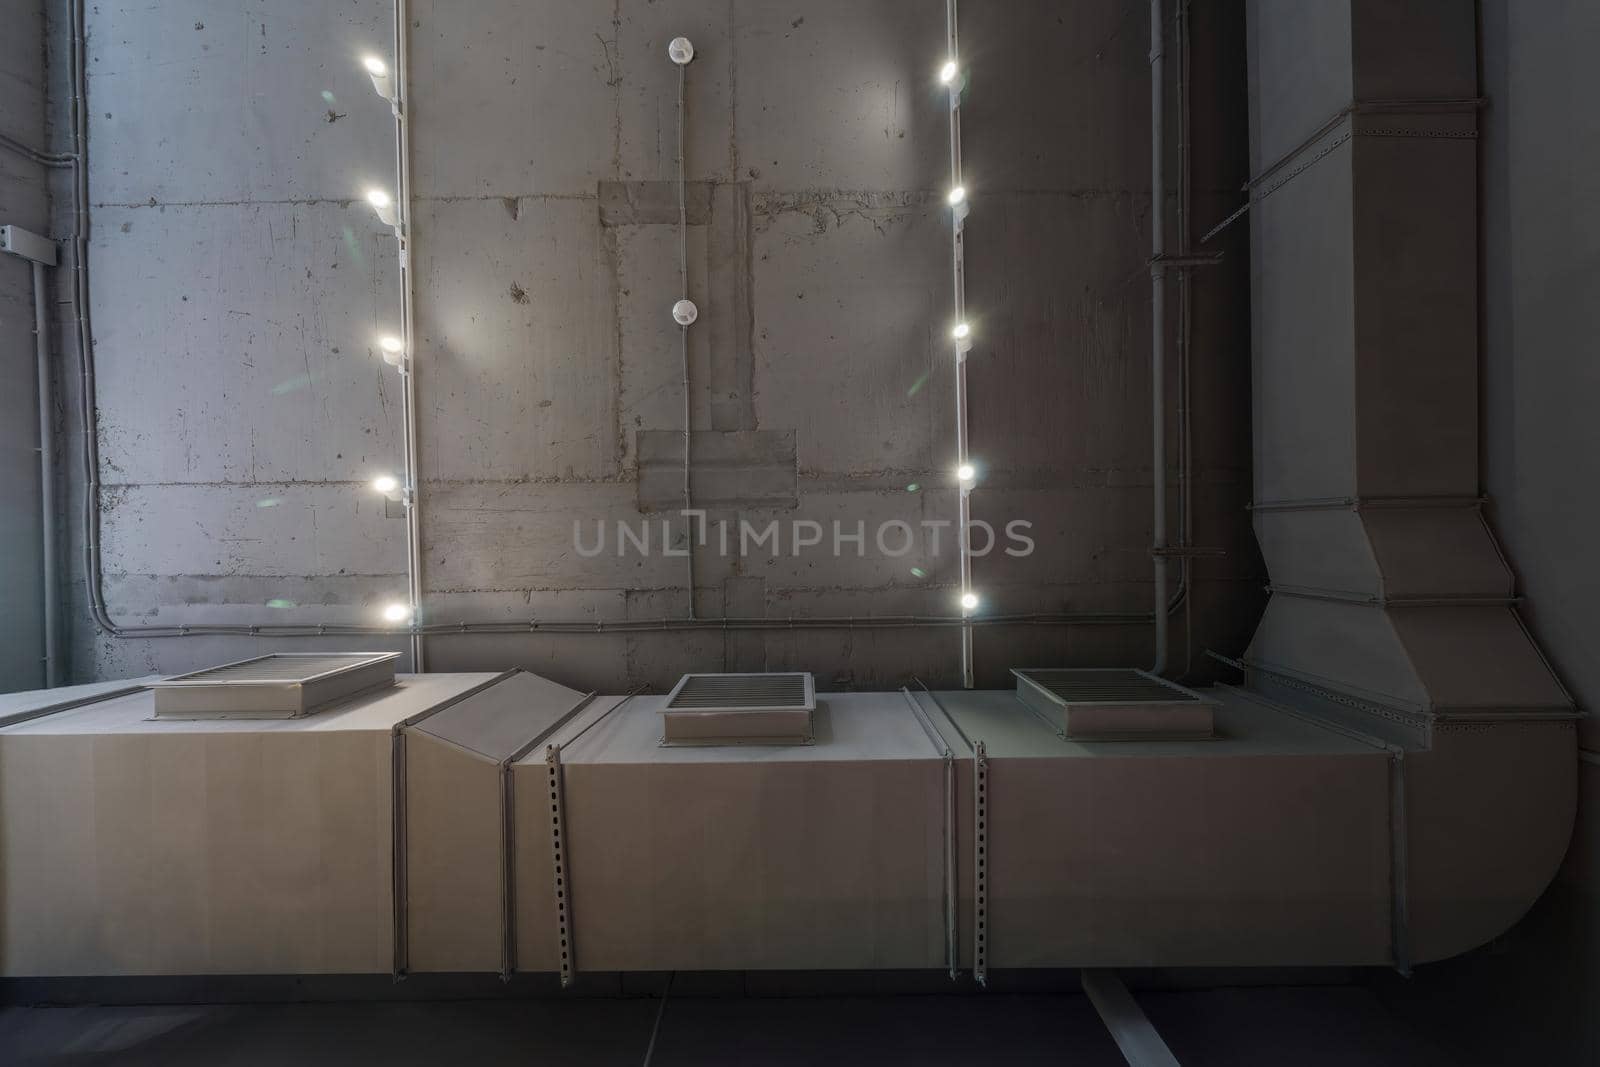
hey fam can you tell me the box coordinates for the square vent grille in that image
[150,652,401,720]
[660,672,815,745]
[1012,668,1216,741]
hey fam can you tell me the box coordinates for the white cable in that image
[677,57,696,619]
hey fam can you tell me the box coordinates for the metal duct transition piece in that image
[659,672,815,745]
[149,652,402,719]
[1012,668,1216,741]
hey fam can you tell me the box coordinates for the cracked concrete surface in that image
[35,0,1259,692]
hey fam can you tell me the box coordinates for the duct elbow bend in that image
[1405,721,1578,965]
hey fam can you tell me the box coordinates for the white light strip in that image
[945,0,976,689]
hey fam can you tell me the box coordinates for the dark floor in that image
[0,985,1463,1066]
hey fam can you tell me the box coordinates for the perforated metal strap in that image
[547,744,574,988]
[499,691,599,981]
[973,739,989,986]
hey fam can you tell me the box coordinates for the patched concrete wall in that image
[0,0,50,691]
[53,0,1259,692]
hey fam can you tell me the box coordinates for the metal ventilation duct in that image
[1012,668,1216,740]
[149,652,401,719]
[660,672,815,744]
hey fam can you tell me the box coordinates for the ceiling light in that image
[952,322,971,341]
[372,475,403,502]
[382,602,412,624]
[960,592,980,612]
[378,334,405,366]
[366,187,398,227]
[957,463,976,483]
[362,55,394,99]
[939,59,959,85]
[668,37,695,65]
[947,186,966,207]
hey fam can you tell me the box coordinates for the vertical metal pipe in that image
[394,0,424,671]
[34,261,60,687]
[1177,0,1195,677]
[1149,0,1170,675]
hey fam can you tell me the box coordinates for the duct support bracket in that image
[973,739,989,987]
[498,691,600,982]
[546,743,573,989]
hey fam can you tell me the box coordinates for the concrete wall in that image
[50,0,1258,692]
[0,1,49,691]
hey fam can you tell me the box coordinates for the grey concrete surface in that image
[34,0,1259,691]
[0,0,50,691]
[0,986,1461,1066]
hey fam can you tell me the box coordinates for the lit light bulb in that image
[939,59,959,85]
[960,592,980,612]
[372,475,402,502]
[382,602,412,624]
[947,186,967,207]
[378,334,405,366]
[957,463,976,483]
[952,322,971,341]
[363,55,395,100]
[366,187,398,227]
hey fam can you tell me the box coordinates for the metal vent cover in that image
[661,672,815,745]
[1012,668,1216,741]
[150,652,401,719]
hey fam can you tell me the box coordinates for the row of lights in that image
[356,50,983,625]
[357,55,414,628]
[942,41,980,621]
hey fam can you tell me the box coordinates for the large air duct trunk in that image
[1242,0,1576,964]
[0,666,1574,977]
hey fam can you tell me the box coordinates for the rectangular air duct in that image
[659,672,815,745]
[150,652,401,719]
[1012,668,1216,741]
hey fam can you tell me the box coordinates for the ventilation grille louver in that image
[660,672,816,745]
[1012,668,1216,741]
[150,652,401,719]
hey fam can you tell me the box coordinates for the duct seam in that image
[388,668,521,978]
[901,688,959,979]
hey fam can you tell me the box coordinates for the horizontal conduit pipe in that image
[70,611,1155,640]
